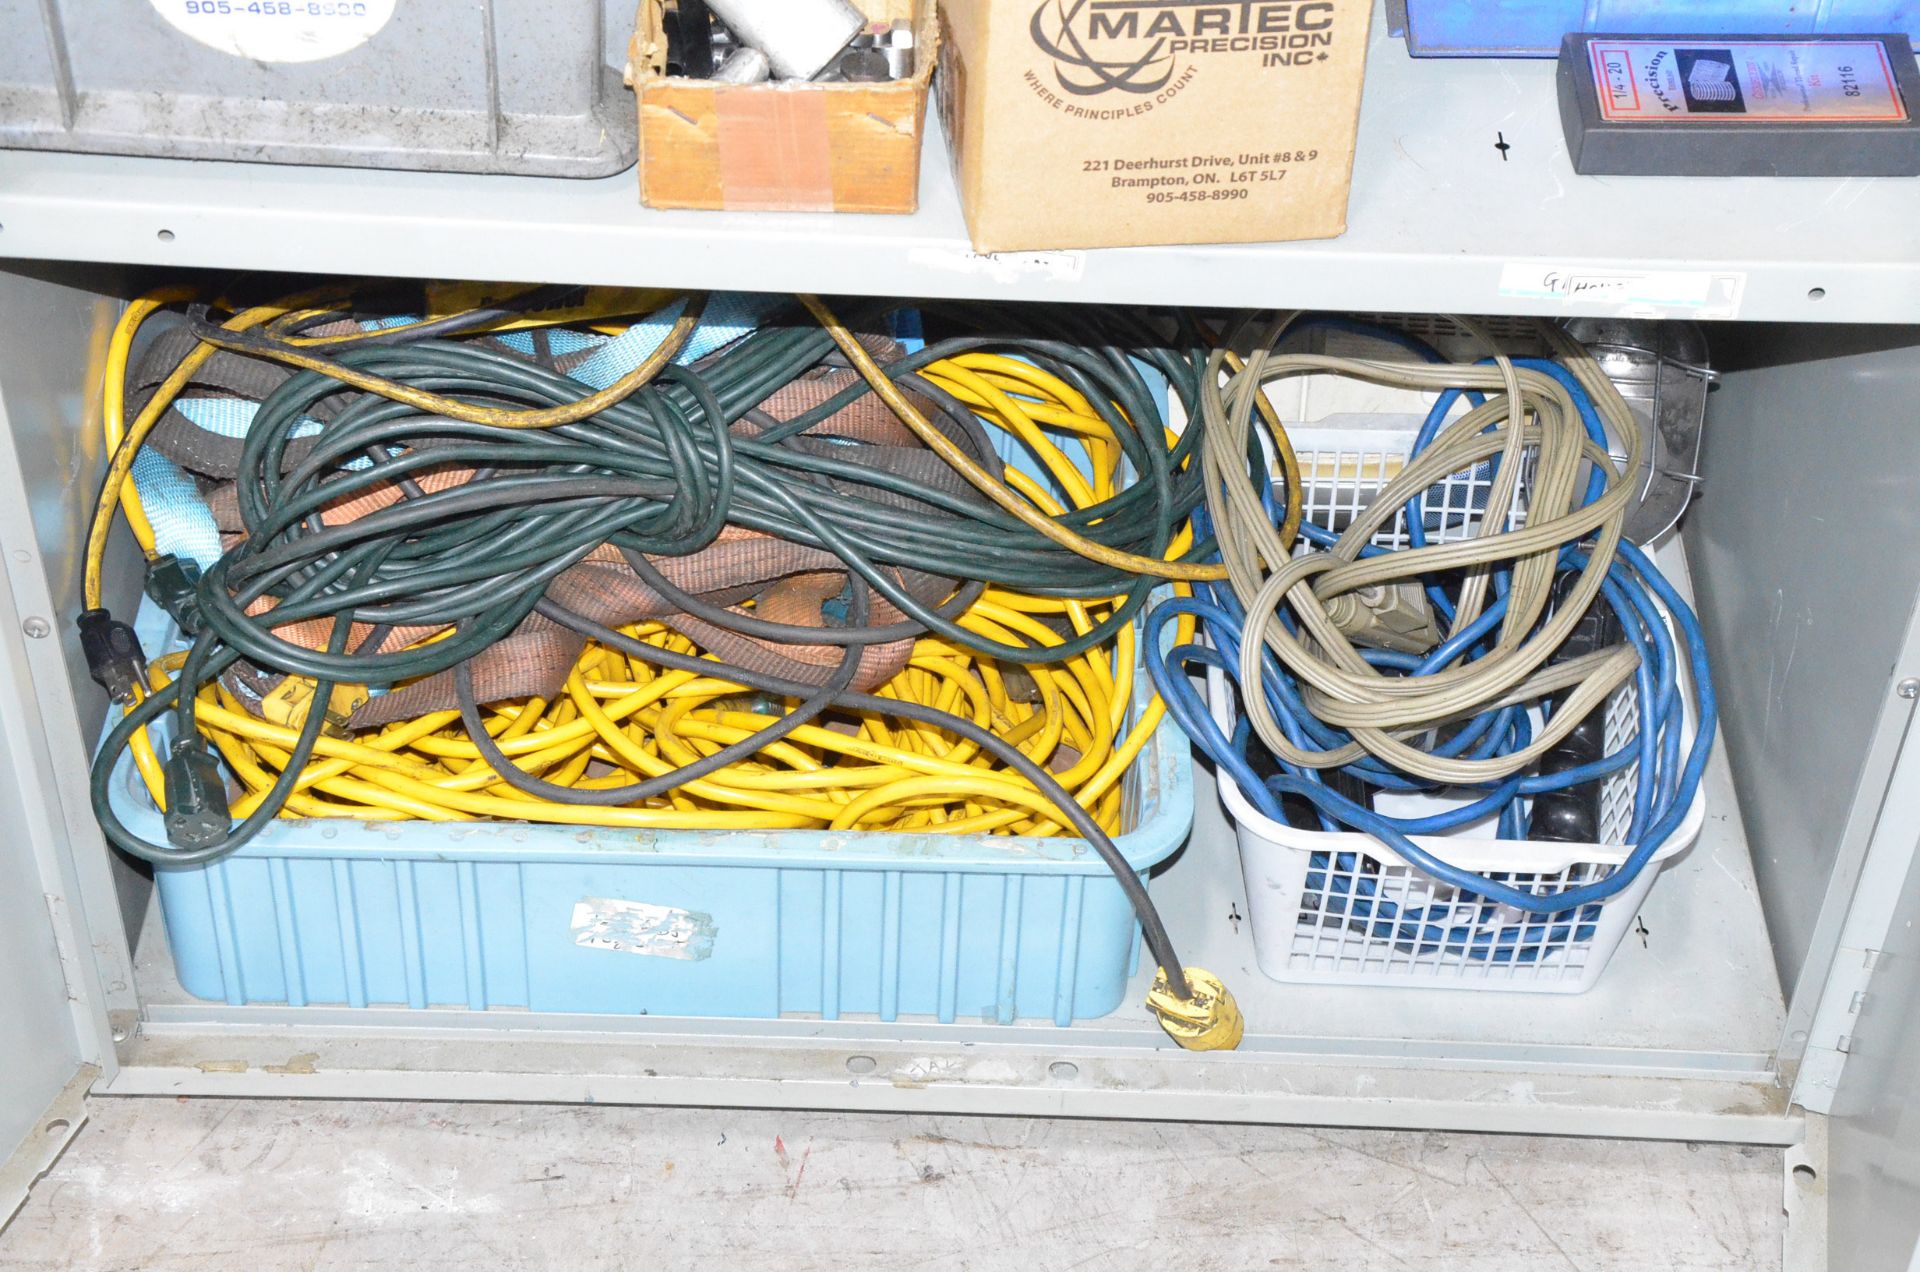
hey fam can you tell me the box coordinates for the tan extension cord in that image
[1199,314,1649,785]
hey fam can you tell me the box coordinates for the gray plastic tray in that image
[0,0,637,177]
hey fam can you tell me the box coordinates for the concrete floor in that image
[0,1099,1784,1271]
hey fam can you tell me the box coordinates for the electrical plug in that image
[1146,966,1244,1051]
[1322,582,1443,655]
[76,608,146,703]
[143,554,204,635]
[163,738,231,852]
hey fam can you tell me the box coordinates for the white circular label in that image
[150,0,398,64]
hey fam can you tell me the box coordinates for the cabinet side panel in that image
[0,693,83,1213]
[0,265,145,1011]
[1829,828,1920,1272]
[1690,328,1920,1053]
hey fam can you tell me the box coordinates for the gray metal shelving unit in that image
[2,14,1919,1264]
[0,20,1916,322]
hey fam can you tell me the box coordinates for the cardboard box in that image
[628,0,937,213]
[937,0,1375,250]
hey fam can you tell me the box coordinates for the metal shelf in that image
[1,14,1915,322]
[127,734,1785,1057]
[118,539,1791,1139]
[132,728,1788,1129]
[116,734,1791,1139]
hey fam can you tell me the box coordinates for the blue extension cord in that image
[1146,322,1717,959]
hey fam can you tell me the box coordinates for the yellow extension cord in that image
[103,290,1192,838]
[800,297,1312,575]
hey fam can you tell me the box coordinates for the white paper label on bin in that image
[151,0,399,64]
[570,898,716,960]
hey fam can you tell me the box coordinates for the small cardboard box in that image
[628,0,937,213]
[937,0,1375,250]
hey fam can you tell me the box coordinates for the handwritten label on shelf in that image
[1498,264,1746,319]
[570,898,715,960]
[907,246,1087,286]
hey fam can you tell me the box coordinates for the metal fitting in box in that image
[712,48,774,85]
[703,0,867,80]
[629,0,938,214]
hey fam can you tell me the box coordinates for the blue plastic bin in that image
[1399,0,1920,56]
[109,602,1192,1025]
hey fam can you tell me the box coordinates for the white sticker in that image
[151,0,398,64]
[1498,264,1746,319]
[907,246,1088,286]
[570,898,716,960]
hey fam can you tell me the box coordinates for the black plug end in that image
[77,608,145,703]
[143,554,204,635]
[163,739,230,852]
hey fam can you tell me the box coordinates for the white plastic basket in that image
[1207,428,1706,993]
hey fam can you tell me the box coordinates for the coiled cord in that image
[129,590,1153,836]
[1200,316,1642,781]
[1153,314,1715,916]
[86,286,1217,1009]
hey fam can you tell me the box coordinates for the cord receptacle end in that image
[143,554,204,635]
[77,608,146,703]
[1146,966,1244,1051]
[1322,582,1443,655]
[163,739,231,852]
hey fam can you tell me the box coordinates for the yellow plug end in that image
[260,676,369,740]
[1146,966,1244,1052]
